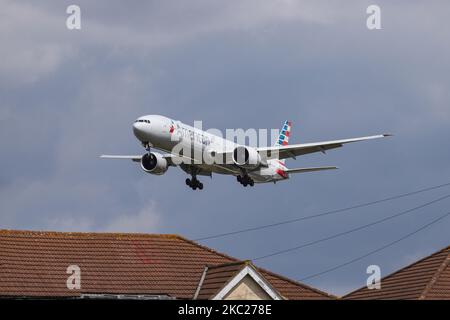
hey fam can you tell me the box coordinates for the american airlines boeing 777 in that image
[101,115,390,190]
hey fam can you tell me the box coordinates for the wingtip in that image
[383,133,393,137]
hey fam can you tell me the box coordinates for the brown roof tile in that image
[195,261,246,300]
[344,245,450,300]
[0,229,332,299]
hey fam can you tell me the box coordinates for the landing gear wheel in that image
[186,177,203,190]
[237,174,254,187]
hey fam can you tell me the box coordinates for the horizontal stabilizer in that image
[287,166,338,174]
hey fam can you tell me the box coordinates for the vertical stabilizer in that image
[274,120,292,163]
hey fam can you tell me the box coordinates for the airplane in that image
[101,115,390,190]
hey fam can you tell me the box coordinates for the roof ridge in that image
[343,245,450,298]
[0,229,182,239]
[206,260,250,269]
[419,249,450,299]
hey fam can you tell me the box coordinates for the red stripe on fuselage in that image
[276,168,288,179]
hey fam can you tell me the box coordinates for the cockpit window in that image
[134,119,151,124]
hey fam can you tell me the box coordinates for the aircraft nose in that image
[132,121,146,141]
[132,121,140,133]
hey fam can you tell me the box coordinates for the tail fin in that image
[275,120,292,146]
[274,120,292,163]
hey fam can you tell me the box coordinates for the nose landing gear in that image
[186,177,203,190]
[141,142,152,157]
[237,175,254,187]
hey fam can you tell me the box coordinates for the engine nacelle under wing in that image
[232,146,261,170]
[140,152,168,175]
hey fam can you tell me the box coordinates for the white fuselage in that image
[132,115,288,183]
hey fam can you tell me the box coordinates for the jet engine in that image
[140,152,168,175]
[232,146,261,169]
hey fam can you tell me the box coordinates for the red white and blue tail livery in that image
[276,120,292,147]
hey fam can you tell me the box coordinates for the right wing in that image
[257,134,391,160]
[287,166,338,174]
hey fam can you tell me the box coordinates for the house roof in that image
[344,245,450,300]
[0,229,333,300]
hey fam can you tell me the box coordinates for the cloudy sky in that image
[1,0,449,296]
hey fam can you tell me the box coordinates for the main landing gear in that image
[237,175,254,187]
[186,177,203,190]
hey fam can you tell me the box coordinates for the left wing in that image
[100,155,141,162]
[100,154,225,177]
[257,134,391,160]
